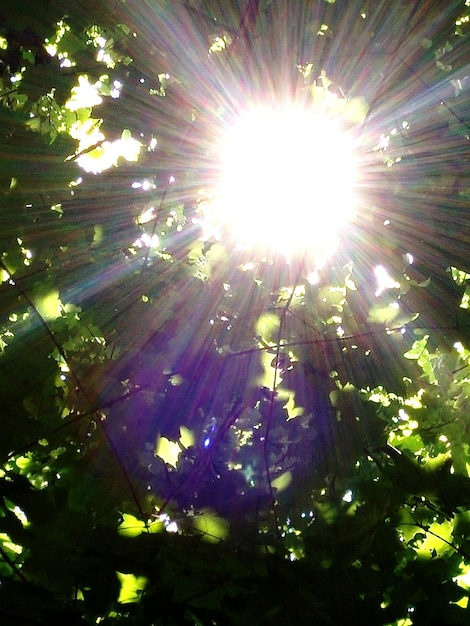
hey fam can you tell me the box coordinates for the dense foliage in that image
[1,1,470,624]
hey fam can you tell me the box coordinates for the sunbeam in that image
[2,2,470,621]
[210,103,357,259]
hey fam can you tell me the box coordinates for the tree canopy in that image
[1,1,470,624]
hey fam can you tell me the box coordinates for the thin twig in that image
[401,519,470,561]
[7,384,148,459]
[263,269,303,541]
[0,545,28,583]
[225,324,470,358]
[0,260,145,517]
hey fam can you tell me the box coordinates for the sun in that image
[210,104,358,259]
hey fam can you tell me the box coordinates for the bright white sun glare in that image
[212,105,357,259]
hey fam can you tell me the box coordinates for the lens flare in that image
[211,105,357,259]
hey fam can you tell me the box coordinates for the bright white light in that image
[132,233,159,249]
[374,265,400,296]
[212,105,357,257]
[66,75,102,111]
[77,135,142,174]
[136,206,155,224]
[111,80,123,98]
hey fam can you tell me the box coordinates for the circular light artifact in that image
[212,105,357,259]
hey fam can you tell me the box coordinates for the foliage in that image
[1,0,470,624]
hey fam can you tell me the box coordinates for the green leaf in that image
[193,509,229,543]
[116,572,147,603]
[404,336,429,360]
